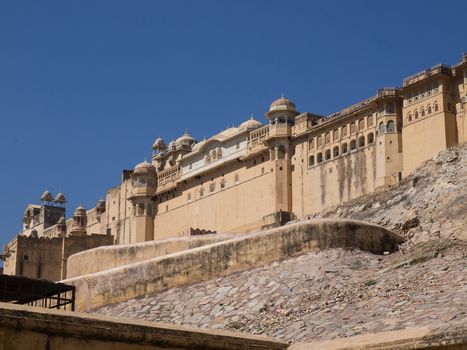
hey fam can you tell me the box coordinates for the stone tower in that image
[375,89,403,187]
[128,160,157,243]
[264,97,298,217]
[69,205,87,235]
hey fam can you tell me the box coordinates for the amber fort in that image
[2,53,467,283]
[1,49,467,350]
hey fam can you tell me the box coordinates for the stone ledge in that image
[0,302,287,350]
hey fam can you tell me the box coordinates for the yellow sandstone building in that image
[2,54,467,280]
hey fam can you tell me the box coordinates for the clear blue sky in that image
[0,0,466,252]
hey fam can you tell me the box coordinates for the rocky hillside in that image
[96,240,466,343]
[95,144,467,343]
[317,144,467,243]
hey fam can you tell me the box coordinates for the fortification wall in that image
[0,302,464,350]
[154,157,276,238]
[63,219,404,312]
[0,302,286,350]
[292,143,377,217]
[3,234,113,281]
[66,234,236,278]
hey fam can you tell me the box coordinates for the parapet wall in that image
[0,302,465,350]
[66,234,234,278]
[63,219,404,312]
[3,234,114,281]
[0,302,286,350]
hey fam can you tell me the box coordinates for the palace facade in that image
[2,54,466,280]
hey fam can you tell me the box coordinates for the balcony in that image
[131,185,155,197]
[157,166,181,186]
[268,123,292,139]
[247,125,270,149]
[377,87,400,98]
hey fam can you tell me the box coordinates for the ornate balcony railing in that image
[157,166,181,186]
[247,125,270,148]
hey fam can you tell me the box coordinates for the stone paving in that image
[95,240,467,343]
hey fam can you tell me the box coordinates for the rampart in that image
[63,219,404,312]
[1,301,465,350]
[66,234,234,278]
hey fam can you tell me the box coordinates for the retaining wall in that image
[63,219,405,312]
[66,234,233,278]
[0,302,286,350]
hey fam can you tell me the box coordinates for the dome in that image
[133,160,156,175]
[54,192,66,204]
[217,127,239,138]
[191,139,206,153]
[175,130,196,147]
[269,96,296,113]
[96,198,105,207]
[240,116,263,130]
[74,205,86,216]
[168,140,176,150]
[152,137,166,150]
[40,190,53,202]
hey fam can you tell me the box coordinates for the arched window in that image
[325,149,331,160]
[367,115,374,127]
[317,152,323,163]
[387,102,394,114]
[386,120,395,133]
[333,146,339,158]
[341,125,348,137]
[325,132,331,145]
[434,102,438,112]
[350,122,356,135]
[378,122,385,134]
[317,136,323,148]
[358,136,365,148]
[137,203,145,216]
[278,145,286,159]
[427,105,432,114]
[209,183,216,193]
[308,155,315,167]
[187,193,192,202]
[408,112,412,122]
[333,129,339,141]
[367,132,374,144]
[358,119,365,131]
[234,174,239,184]
[421,107,425,117]
[308,138,314,150]
[341,143,348,154]
[350,139,356,151]
[414,110,419,119]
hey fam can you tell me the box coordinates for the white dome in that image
[175,130,196,147]
[269,97,296,112]
[240,116,263,130]
[134,160,156,175]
